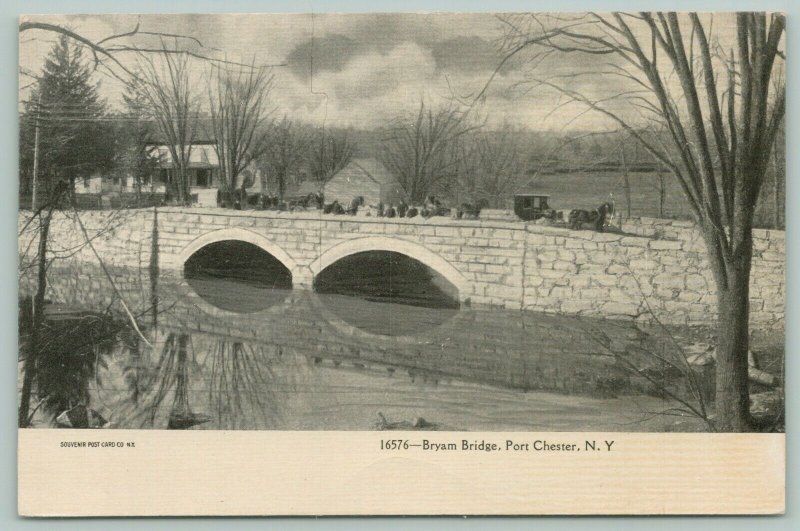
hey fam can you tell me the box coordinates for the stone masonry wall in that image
[18,208,785,328]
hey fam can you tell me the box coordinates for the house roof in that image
[295,181,322,195]
[332,158,398,187]
[147,143,219,169]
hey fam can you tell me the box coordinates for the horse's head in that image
[599,202,613,215]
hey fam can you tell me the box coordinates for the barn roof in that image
[295,180,322,195]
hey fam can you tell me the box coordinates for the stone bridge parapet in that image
[18,207,785,327]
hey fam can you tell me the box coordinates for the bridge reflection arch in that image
[309,236,471,303]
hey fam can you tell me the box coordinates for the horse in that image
[397,200,408,218]
[568,202,614,232]
[252,193,279,210]
[346,196,364,215]
[457,198,489,219]
[247,192,275,209]
[424,195,443,216]
[313,191,325,210]
[289,193,316,210]
[216,188,246,209]
[247,193,262,208]
[539,208,563,222]
[323,200,339,214]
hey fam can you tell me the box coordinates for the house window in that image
[196,169,210,188]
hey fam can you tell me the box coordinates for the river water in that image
[18,246,711,432]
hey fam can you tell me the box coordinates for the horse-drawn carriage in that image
[514,192,614,232]
[514,193,552,221]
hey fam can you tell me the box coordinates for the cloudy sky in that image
[18,12,742,131]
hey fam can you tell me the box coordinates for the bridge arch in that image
[174,228,305,283]
[309,236,471,301]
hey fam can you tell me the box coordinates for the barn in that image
[323,159,405,207]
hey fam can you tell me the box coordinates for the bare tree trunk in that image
[620,143,631,219]
[149,206,159,330]
[772,147,781,229]
[18,210,51,427]
[135,174,142,208]
[30,93,41,211]
[177,168,187,205]
[715,256,753,431]
[278,171,286,200]
[704,223,754,432]
[658,169,666,218]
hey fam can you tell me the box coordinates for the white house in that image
[145,142,220,206]
[73,141,265,208]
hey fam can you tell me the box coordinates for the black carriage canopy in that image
[514,193,551,220]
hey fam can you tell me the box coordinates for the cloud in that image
[21,12,692,132]
[271,41,442,128]
[430,36,504,74]
[285,33,361,81]
[327,42,437,101]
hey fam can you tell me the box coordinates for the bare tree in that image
[258,117,309,199]
[458,125,525,208]
[208,62,275,194]
[492,12,785,431]
[654,164,667,218]
[759,121,785,229]
[308,128,355,184]
[132,42,200,205]
[381,100,481,203]
[17,21,221,426]
[115,84,163,206]
[619,137,632,220]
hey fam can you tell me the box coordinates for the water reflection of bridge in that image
[36,265,658,395]
[22,264,694,431]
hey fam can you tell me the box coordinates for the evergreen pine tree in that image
[20,35,112,203]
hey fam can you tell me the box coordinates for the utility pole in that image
[30,92,41,211]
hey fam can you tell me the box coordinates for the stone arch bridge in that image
[21,207,785,327]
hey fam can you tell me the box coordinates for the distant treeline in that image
[528,162,663,175]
